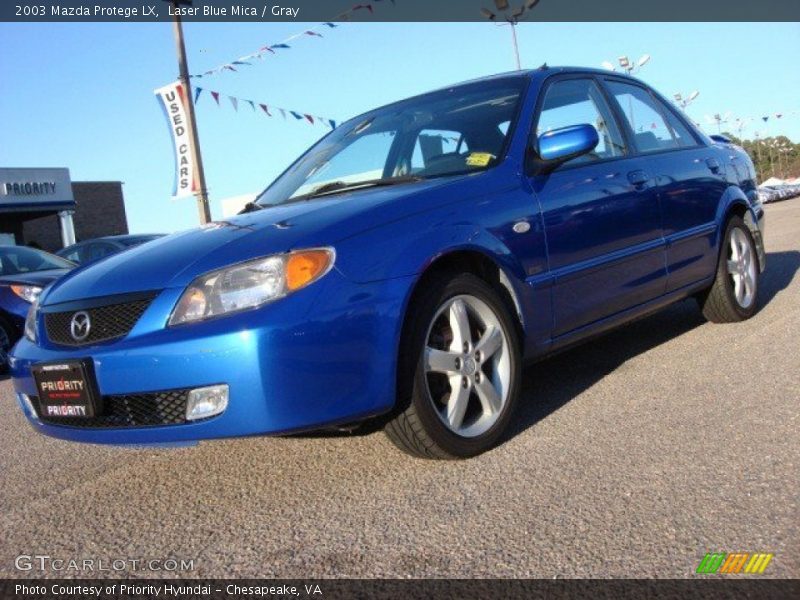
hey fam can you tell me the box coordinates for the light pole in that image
[164,0,211,225]
[602,54,650,131]
[481,0,542,70]
[673,91,699,110]
[603,54,651,75]
[706,112,732,135]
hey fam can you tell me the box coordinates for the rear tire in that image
[697,215,760,323]
[384,273,522,459]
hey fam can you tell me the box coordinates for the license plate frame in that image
[31,360,101,419]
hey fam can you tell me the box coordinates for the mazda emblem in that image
[70,311,91,342]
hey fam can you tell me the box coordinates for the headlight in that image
[24,298,39,343]
[11,284,42,304]
[169,248,334,326]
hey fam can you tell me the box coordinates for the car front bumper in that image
[9,270,411,445]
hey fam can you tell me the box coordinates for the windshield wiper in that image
[288,175,424,203]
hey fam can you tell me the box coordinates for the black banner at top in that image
[2,0,800,22]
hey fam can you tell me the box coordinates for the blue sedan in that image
[9,67,765,458]
[0,246,74,370]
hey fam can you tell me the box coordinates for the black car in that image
[55,234,165,265]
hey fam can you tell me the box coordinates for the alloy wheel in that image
[423,294,511,438]
[726,227,757,309]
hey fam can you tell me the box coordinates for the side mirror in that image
[530,124,599,175]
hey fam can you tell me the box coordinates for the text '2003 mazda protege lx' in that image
[10,67,765,459]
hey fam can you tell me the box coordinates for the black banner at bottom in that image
[1,579,797,600]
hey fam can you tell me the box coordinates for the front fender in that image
[333,202,551,359]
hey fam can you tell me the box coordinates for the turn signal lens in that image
[172,287,208,325]
[286,250,333,291]
[11,284,42,304]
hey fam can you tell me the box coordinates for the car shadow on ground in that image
[308,250,800,442]
[510,249,800,438]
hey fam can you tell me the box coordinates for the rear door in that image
[528,76,666,337]
[602,78,726,292]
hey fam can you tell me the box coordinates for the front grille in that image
[44,297,154,346]
[33,389,190,428]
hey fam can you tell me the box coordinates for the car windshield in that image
[0,246,74,276]
[256,77,527,206]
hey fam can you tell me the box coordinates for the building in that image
[0,168,128,252]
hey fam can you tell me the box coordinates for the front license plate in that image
[32,360,99,418]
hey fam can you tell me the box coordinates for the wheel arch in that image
[397,247,528,370]
[715,185,766,271]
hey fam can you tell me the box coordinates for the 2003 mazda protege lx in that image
[10,67,765,458]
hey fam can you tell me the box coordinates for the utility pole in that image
[167,0,211,224]
[481,1,541,71]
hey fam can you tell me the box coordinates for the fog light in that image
[17,393,38,421]
[186,384,229,421]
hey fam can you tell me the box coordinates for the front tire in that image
[385,273,522,459]
[697,215,760,323]
[0,315,17,373]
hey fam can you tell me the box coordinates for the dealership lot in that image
[1,198,798,579]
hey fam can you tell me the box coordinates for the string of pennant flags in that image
[190,1,394,79]
[193,86,339,130]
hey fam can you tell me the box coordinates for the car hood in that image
[0,269,70,288]
[43,175,477,305]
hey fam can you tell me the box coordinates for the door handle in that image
[627,170,650,189]
[706,158,722,174]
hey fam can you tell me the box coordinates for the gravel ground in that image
[1,198,798,579]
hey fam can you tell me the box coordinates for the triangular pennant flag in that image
[776,113,783,119]
[194,87,203,104]
[762,116,769,122]
[211,91,220,105]
[247,100,255,111]
[260,45,275,53]
[329,119,337,129]
[271,43,290,49]
[279,108,287,119]
[229,96,238,111]
[223,65,237,72]
[304,114,315,124]
[305,31,323,37]
[232,60,252,66]
[259,104,272,116]
[324,22,337,27]
[289,111,304,120]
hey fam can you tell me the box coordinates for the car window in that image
[659,104,699,148]
[257,79,526,206]
[290,132,396,198]
[605,80,678,153]
[409,129,468,174]
[94,243,117,259]
[535,78,626,164]
[61,248,81,263]
[0,246,73,275]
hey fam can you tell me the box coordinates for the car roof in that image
[430,66,640,90]
[340,66,642,128]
